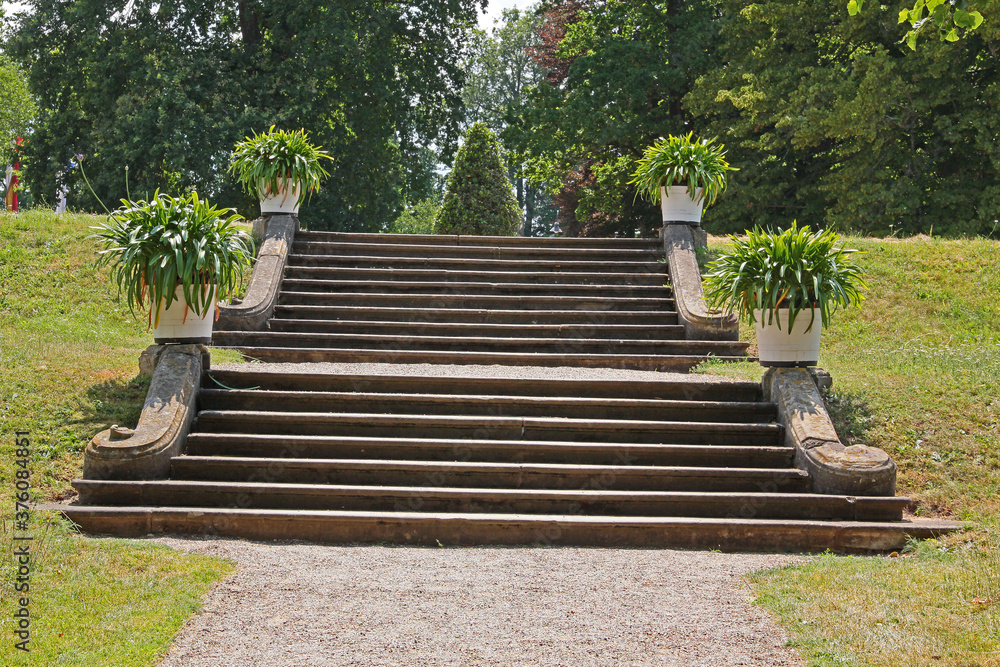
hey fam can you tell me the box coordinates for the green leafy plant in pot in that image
[629,132,737,224]
[702,222,867,367]
[90,191,255,343]
[229,126,333,216]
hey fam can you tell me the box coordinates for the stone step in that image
[211,331,746,357]
[209,346,744,371]
[184,434,794,467]
[72,481,918,520]
[55,505,953,552]
[280,278,670,297]
[266,318,687,340]
[287,253,666,274]
[284,265,668,286]
[197,389,777,423]
[292,241,663,261]
[275,291,675,311]
[168,458,811,493]
[270,305,679,325]
[295,231,662,249]
[94,478,826,518]
[193,411,783,445]
[201,370,764,402]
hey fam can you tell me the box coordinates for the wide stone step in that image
[72,480,917,521]
[271,305,679,325]
[184,433,793,467]
[295,231,662,249]
[266,318,687,340]
[209,347,744,371]
[55,506,952,552]
[276,291,674,311]
[169,458,810,493]
[287,253,666,273]
[201,370,764,402]
[194,411,783,445]
[292,241,663,261]
[197,389,776,422]
[284,265,668,286]
[211,331,746,357]
[280,278,670,297]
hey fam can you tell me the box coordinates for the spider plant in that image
[703,222,867,331]
[90,191,255,327]
[630,132,737,206]
[229,126,333,206]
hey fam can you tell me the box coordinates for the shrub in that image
[436,123,521,236]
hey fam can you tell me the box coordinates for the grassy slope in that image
[701,235,1000,666]
[2,212,998,664]
[0,210,234,665]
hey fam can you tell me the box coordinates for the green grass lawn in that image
[2,210,998,665]
[0,209,235,665]
[701,234,1000,666]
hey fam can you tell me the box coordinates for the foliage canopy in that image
[7,0,485,229]
[0,53,35,166]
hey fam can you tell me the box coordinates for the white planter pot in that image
[660,186,704,224]
[152,285,216,344]
[259,178,301,215]
[754,308,822,367]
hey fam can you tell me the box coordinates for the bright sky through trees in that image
[478,0,534,30]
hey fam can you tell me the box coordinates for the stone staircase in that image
[210,232,748,369]
[65,232,951,551]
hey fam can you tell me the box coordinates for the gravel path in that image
[209,361,744,383]
[155,538,803,667]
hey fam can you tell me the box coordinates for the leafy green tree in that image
[387,198,440,234]
[512,0,720,237]
[686,0,1000,237]
[848,0,993,49]
[6,0,484,229]
[436,122,521,235]
[463,6,557,236]
[0,53,35,166]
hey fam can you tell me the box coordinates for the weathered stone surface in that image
[662,224,738,341]
[764,367,896,496]
[83,344,206,480]
[138,344,166,377]
[217,214,298,331]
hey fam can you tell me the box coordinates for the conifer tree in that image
[436,123,522,236]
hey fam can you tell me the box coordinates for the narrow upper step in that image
[270,305,680,325]
[266,318,688,340]
[202,369,765,401]
[296,231,662,249]
[284,265,668,286]
[287,254,666,273]
[293,241,663,261]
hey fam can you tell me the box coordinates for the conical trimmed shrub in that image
[436,123,521,236]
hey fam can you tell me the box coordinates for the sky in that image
[478,0,537,31]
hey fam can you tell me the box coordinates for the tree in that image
[462,6,557,236]
[436,122,521,235]
[512,0,721,237]
[0,53,35,166]
[848,0,994,50]
[685,0,1000,237]
[6,0,485,229]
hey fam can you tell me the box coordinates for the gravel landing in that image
[209,361,743,383]
[155,538,803,667]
